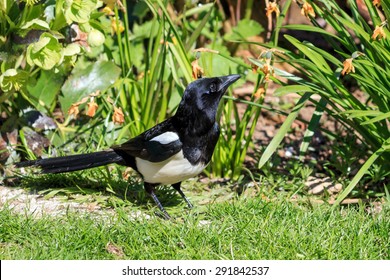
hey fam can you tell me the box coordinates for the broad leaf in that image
[60,61,121,114]
[224,19,264,41]
[27,70,65,113]
[26,33,62,70]
[63,0,99,24]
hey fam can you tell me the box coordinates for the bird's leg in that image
[144,183,171,220]
[172,182,193,209]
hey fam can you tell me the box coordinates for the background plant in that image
[1,0,262,181]
[0,0,116,162]
[1,0,389,205]
[250,0,389,205]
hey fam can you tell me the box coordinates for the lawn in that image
[0,174,389,260]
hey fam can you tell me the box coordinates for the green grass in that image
[0,186,388,260]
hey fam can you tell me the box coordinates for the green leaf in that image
[183,2,214,18]
[27,70,65,113]
[87,28,105,47]
[132,21,160,39]
[42,189,65,200]
[331,137,390,209]
[26,33,62,70]
[361,112,390,125]
[168,42,192,84]
[282,24,339,39]
[0,69,29,93]
[0,69,18,91]
[63,0,99,24]
[258,92,312,169]
[185,3,214,51]
[224,19,264,41]
[148,0,189,66]
[60,60,121,114]
[299,97,327,157]
[340,110,383,119]
[199,44,241,77]
[333,14,371,42]
[274,85,312,96]
[63,43,81,56]
[284,35,333,74]
[20,19,50,30]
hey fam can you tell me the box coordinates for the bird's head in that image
[175,74,240,126]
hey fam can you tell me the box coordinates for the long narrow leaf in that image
[331,137,390,209]
[282,24,339,39]
[274,85,312,96]
[300,97,327,158]
[284,35,333,74]
[185,3,214,51]
[361,112,390,125]
[258,92,312,169]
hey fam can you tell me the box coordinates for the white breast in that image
[135,151,206,185]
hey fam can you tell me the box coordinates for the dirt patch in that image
[0,185,150,220]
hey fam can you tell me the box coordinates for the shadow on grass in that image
[15,166,186,211]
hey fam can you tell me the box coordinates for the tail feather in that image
[16,150,123,174]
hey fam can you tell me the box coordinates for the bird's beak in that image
[218,74,241,93]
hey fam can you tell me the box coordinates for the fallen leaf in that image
[106,242,125,258]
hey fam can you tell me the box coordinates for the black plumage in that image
[16,74,240,219]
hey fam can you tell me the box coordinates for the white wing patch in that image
[150,131,179,144]
[136,151,206,185]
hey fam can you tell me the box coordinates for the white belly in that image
[135,151,206,185]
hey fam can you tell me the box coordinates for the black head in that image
[175,75,240,127]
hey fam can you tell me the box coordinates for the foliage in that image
[111,0,259,181]
[250,0,390,204]
[0,0,115,161]
[1,0,389,204]
[1,0,259,180]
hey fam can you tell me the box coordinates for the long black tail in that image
[16,150,124,174]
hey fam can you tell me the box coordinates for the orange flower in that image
[266,2,280,17]
[68,103,80,118]
[372,25,386,40]
[112,106,125,124]
[262,63,271,76]
[102,6,114,16]
[261,63,274,82]
[251,64,259,74]
[191,59,204,79]
[86,99,98,117]
[341,58,355,75]
[254,86,265,98]
[301,2,315,18]
[373,0,381,7]
[111,17,125,34]
[103,0,125,11]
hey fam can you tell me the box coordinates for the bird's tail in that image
[16,150,123,174]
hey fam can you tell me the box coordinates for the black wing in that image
[111,118,182,163]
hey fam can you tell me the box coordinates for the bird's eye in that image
[209,83,217,93]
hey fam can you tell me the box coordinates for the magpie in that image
[16,74,241,219]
